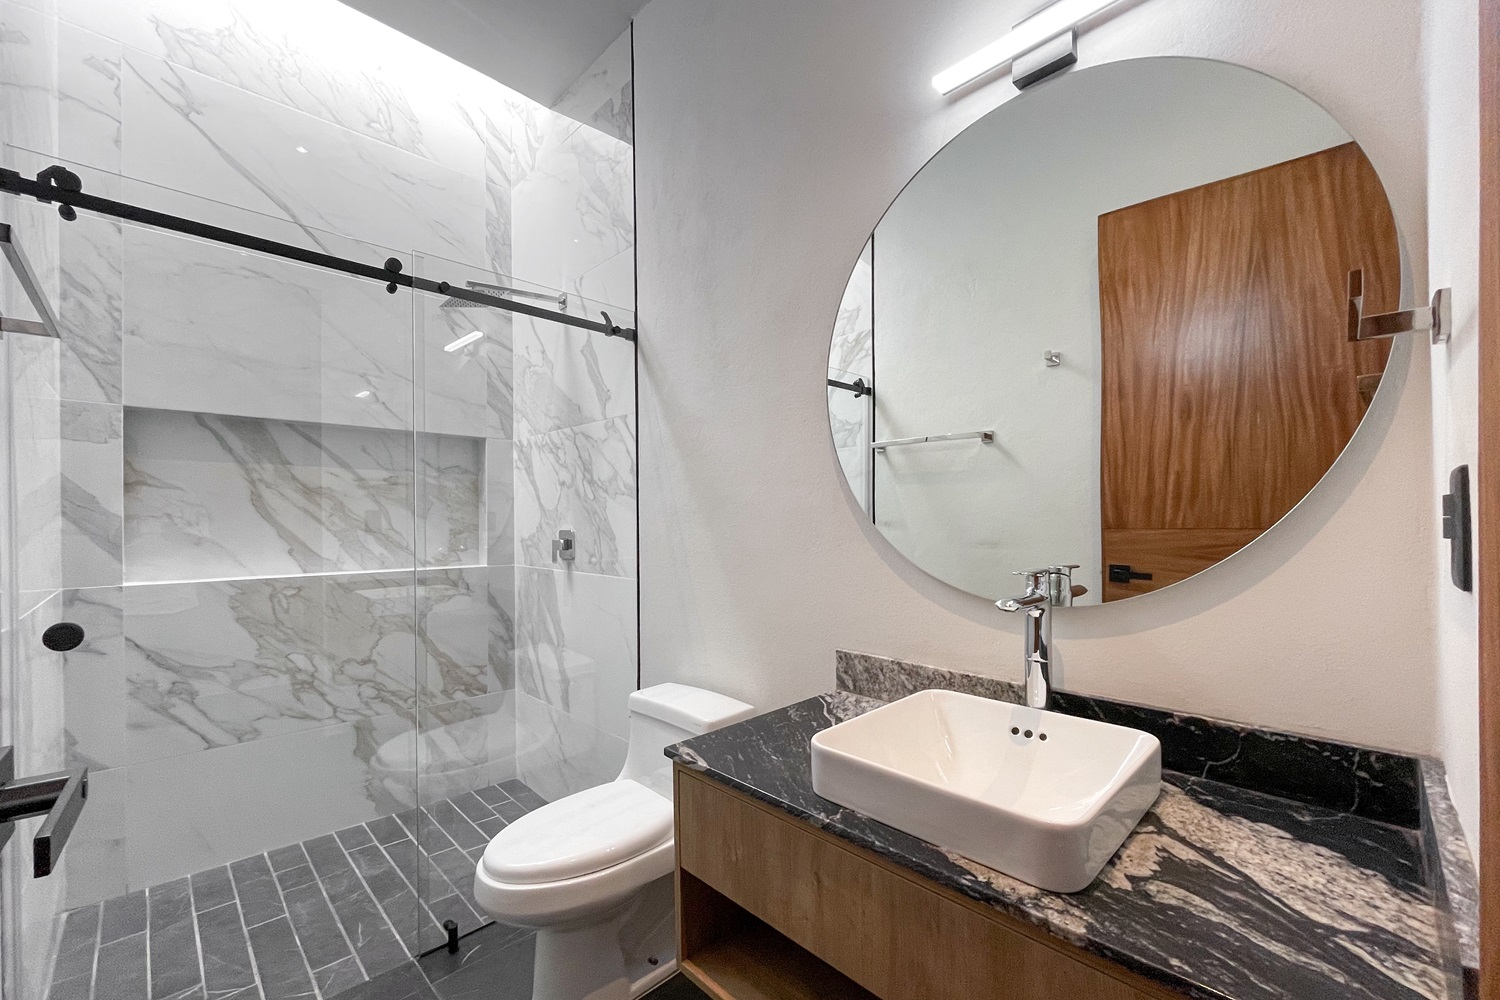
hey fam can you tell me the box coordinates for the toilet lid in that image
[480,779,673,885]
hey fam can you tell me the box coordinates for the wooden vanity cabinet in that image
[674,766,1184,1000]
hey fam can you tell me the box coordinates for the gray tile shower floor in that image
[46,779,553,1000]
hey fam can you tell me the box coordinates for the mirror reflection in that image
[829,58,1403,603]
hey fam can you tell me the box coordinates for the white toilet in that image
[473,683,754,1000]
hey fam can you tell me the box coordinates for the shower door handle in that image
[0,747,89,878]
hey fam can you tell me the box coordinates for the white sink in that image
[810,690,1162,893]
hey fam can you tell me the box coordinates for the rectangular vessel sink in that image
[811,690,1161,892]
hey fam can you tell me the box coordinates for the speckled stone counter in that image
[666,693,1466,1000]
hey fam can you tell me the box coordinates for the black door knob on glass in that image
[0,747,88,877]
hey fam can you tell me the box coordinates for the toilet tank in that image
[619,683,755,795]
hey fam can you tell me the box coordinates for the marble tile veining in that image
[514,416,636,577]
[108,569,492,764]
[1419,759,1479,973]
[514,566,638,742]
[668,695,1455,1000]
[123,408,482,582]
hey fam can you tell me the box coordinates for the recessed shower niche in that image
[122,408,487,583]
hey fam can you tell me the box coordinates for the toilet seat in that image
[473,779,677,927]
[481,779,673,885]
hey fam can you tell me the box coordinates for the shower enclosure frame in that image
[0,161,640,997]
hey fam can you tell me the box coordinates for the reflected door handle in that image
[1107,564,1153,584]
[0,747,89,878]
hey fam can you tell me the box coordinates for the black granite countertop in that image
[666,693,1460,1000]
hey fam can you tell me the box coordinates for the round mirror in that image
[828,57,1403,604]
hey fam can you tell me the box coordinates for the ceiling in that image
[337,0,648,107]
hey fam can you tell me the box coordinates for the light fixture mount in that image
[932,0,1125,95]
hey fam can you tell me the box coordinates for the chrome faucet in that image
[996,566,1082,710]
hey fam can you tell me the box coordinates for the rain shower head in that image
[439,280,567,310]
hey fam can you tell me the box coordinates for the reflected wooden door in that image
[1098,141,1400,602]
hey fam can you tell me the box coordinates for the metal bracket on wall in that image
[1347,268,1451,344]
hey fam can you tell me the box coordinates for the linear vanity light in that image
[444,330,485,352]
[932,0,1126,94]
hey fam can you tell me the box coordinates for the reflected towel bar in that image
[873,430,995,452]
[828,376,873,398]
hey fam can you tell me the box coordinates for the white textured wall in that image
[1424,0,1481,861]
[634,0,1441,756]
[870,58,1350,601]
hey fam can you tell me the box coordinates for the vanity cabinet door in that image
[675,768,1178,1000]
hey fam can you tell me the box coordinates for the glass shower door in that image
[406,252,640,960]
[0,165,436,998]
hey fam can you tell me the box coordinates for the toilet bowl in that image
[473,683,754,1000]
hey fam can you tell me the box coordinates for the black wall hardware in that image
[827,376,873,398]
[444,919,460,954]
[42,622,86,652]
[1,164,636,342]
[1108,564,1153,585]
[1442,465,1472,592]
[0,747,89,878]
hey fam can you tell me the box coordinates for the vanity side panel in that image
[674,767,1176,1000]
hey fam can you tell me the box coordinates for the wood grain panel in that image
[1098,142,1400,598]
[1479,0,1498,994]
[675,767,1177,1000]
[1100,528,1262,601]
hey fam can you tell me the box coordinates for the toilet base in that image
[525,875,677,1000]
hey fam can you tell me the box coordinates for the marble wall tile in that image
[487,565,515,692]
[514,416,636,577]
[514,566,637,743]
[123,409,482,582]
[0,0,58,160]
[62,712,416,906]
[414,278,508,440]
[17,593,69,777]
[107,569,490,768]
[486,439,514,567]
[513,314,636,439]
[511,121,634,293]
[57,0,493,178]
[13,337,63,612]
[59,585,126,771]
[60,400,123,588]
[829,243,873,380]
[515,690,626,805]
[58,191,123,405]
[56,20,121,170]
[415,432,485,569]
[120,51,487,266]
[121,225,416,430]
[571,247,635,313]
[552,29,634,146]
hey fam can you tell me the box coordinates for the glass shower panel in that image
[1,232,66,1000]
[408,252,638,945]
[0,163,438,997]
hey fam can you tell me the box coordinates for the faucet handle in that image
[1012,566,1083,606]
